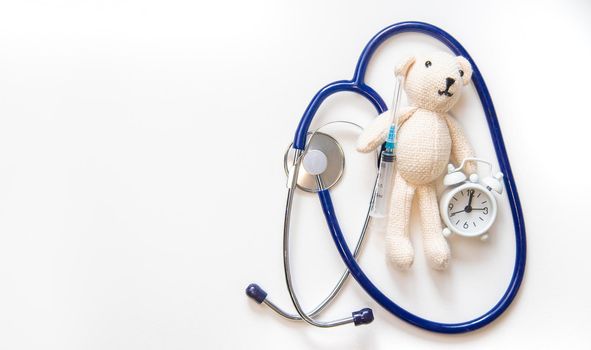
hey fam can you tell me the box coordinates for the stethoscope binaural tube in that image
[292,21,527,333]
[247,126,377,327]
[280,153,373,327]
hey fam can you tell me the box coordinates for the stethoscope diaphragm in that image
[283,132,345,193]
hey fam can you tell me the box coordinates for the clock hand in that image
[471,208,487,211]
[450,209,466,216]
[468,190,474,207]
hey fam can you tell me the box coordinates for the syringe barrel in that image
[369,152,395,218]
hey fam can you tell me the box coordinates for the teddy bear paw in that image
[386,235,414,270]
[424,237,451,270]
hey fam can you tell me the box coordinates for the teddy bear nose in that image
[446,77,456,88]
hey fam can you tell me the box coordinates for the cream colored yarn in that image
[357,51,475,270]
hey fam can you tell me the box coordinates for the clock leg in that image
[386,172,415,270]
[417,184,451,270]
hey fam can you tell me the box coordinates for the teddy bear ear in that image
[395,55,416,78]
[457,56,473,85]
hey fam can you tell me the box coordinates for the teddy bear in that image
[357,51,476,270]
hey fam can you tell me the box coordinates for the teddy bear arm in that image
[356,111,391,153]
[356,107,417,153]
[445,115,476,174]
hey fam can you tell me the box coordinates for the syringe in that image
[369,77,403,218]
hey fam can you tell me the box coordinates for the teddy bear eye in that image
[459,70,464,77]
[425,61,432,68]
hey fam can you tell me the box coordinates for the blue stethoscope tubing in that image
[293,21,526,333]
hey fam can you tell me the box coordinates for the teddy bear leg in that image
[385,171,416,270]
[416,184,451,270]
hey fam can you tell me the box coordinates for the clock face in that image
[446,186,494,236]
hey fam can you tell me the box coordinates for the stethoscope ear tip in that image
[352,308,374,326]
[246,283,267,304]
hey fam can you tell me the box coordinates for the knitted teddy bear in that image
[357,51,475,270]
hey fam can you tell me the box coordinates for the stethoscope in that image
[246,21,526,334]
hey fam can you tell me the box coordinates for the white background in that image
[0,0,589,349]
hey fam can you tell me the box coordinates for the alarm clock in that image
[440,158,504,240]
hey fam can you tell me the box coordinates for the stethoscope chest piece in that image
[284,132,345,192]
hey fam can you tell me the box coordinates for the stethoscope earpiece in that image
[245,283,267,304]
[352,308,374,326]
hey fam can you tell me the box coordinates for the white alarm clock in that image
[440,158,504,240]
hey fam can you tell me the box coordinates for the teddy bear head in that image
[395,51,473,113]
